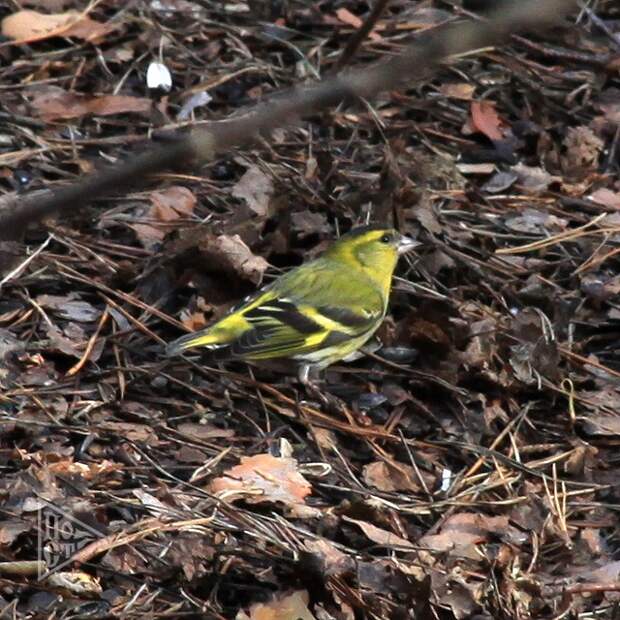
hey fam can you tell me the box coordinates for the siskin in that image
[166,227,420,385]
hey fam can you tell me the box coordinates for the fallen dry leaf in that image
[356,559,426,599]
[469,100,507,141]
[419,513,525,561]
[301,538,355,577]
[36,294,100,322]
[30,87,151,122]
[579,414,620,437]
[561,126,604,174]
[589,187,620,210]
[133,186,197,249]
[232,166,275,217]
[461,318,498,369]
[511,163,561,194]
[343,516,415,549]
[2,9,111,44]
[237,590,316,620]
[362,460,422,492]
[291,211,331,237]
[431,571,480,620]
[210,453,313,513]
[482,170,518,193]
[199,234,269,285]
[0,521,30,546]
[439,82,476,100]
[45,324,82,358]
[504,208,567,234]
[584,560,620,584]
[166,534,214,581]
[580,273,620,302]
[335,8,381,41]
[177,423,235,441]
[336,7,363,28]
[100,422,159,445]
[47,459,122,480]
[180,311,209,332]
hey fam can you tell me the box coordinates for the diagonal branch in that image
[0,0,576,241]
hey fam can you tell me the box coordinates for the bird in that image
[165,226,420,388]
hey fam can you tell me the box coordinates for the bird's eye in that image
[380,234,392,243]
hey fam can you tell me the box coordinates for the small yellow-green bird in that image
[165,227,420,384]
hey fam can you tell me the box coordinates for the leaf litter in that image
[1,9,113,44]
[1,1,620,618]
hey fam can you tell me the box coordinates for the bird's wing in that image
[166,260,384,361]
[229,295,380,360]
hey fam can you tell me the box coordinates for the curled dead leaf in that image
[301,538,355,577]
[504,208,567,235]
[2,10,112,44]
[588,187,620,210]
[561,126,604,174]
[30,87,151,122]
[237,590,316,620]
[461,318,497,369]
[151,186,197,218]
[362,460,425,493]
[578,414,620,437]
[232,166,274,217]
[209,453,314,515]
[100,422,159,445]
[335,8,381,40]
[420,513,524,561]
[439,82,476,100]
[342,516,415,549]
[511,163,560,195]
[469,101,508,141]
[132,186,197,249]
[47,459,122,480]
[199,234,269,285]
[0,521,30,546]
[36,294,100,322]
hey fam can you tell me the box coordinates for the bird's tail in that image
[165,329,224,357]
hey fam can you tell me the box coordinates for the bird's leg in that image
[298,364,312,387]
[298,364,322,402]
[298,364,348,416]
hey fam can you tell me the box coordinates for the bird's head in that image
[325,226,421,278]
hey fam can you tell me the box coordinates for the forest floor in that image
[1,1,620,618]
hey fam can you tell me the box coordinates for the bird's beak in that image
[397,235,422,255]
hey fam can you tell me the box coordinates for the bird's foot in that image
[302,381,352,418]
[298,365,352,419]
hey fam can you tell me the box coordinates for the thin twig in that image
[0,233,54,288]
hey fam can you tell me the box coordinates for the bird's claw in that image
[302,383,350,416]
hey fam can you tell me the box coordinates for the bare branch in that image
[0,0,576,241]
